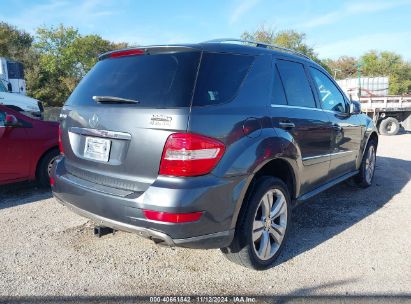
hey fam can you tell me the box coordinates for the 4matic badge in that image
[150,114,172,126]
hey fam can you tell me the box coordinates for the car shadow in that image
[275,155,410,266]
[0,182,52,210]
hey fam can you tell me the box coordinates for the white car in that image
[0,80,43,119]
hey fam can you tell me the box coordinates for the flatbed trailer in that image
[360,96,411,135]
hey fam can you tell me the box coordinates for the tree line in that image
[1,22,410,106]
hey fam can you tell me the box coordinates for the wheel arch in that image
[34,146,59,179]
[230,156,299,231]
[357,130,378,169]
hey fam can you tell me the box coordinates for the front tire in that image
[355,140,377,188]
[220,177,291,270]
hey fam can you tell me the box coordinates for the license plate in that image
[83,137,111,162]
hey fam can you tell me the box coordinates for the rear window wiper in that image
[92,96,140,104]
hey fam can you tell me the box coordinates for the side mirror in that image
[349,100,361,115]
[4,114,19,127]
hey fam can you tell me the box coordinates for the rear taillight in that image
[143,210,203,223]
[58,124,64,155]
[159,133,225,177]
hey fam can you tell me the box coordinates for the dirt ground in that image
[0,134,410,302]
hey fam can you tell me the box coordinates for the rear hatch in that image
[60,47,201,193]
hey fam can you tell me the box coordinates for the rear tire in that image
[355,140,377,188]
[220,177,291,270]
[37,148,59,187]
[379,117,400,136]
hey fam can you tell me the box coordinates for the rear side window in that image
[271,65,287,105]
[193,53,254,106]
[276,60,316,108]
[67,52,201,108]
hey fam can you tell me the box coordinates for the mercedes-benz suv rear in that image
[52,44,256,250]
[52,41,378,270]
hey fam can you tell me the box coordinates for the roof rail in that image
[203,38,311,60]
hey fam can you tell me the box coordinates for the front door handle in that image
[279,121,295,129]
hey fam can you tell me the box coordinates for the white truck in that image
[0,71,43,119]
[0,57,27,95]
[360,96,411,135]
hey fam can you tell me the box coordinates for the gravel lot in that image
[0,134,410,301]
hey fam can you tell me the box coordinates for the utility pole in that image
[333,68,341,79]
[357,62,362,98]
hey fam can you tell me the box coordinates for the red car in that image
[0,105,59,186]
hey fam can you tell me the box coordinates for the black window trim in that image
[269,60,288,106]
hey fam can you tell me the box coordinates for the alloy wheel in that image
[47,156,58,177]
[365,145,376,184]
[252,188,287,261]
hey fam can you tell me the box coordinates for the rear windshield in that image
[67,52,201,108]
[66,51,254,108]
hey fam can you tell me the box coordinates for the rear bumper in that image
[55,197,233,248]
[51,158,245,249]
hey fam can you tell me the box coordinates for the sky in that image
[1,0,411,60]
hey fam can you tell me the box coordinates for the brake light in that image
[109,49,144,58]
[143,210,203,223]
[159,133,225,177]
[58,124,64,155]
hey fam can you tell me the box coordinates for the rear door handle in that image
[279,121,295,129]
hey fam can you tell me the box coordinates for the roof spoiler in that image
[203,38,311,60]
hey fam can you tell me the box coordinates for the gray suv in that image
[52,39,378,270]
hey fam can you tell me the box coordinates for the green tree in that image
[241,25,330,72]
[323,56,358,79]
[360,51,411,95]
[29,25,128,106]
[0,22,33,63]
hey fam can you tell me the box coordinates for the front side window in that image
[6,61,24,79]
[310,67,347,113]
[276,60,316,108]
[0,81,7,92]
[0,111,5,126]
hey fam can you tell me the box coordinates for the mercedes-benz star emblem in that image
[89,113,99,128]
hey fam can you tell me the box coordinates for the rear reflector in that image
[159,133,225,177]
[58,124,64,155]
[109,49,144,58]
[143,210,203,223]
